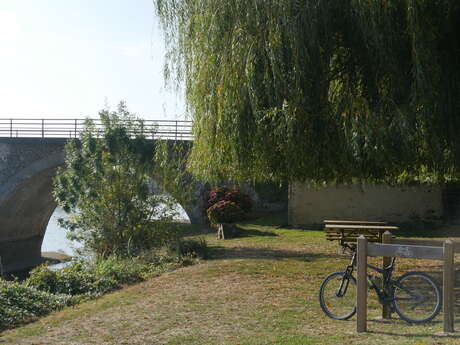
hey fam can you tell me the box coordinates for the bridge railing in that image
[0,119,193,140]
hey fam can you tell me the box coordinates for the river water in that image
[41,208,81,256]
[41,206,189,256]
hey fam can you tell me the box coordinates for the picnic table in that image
[324,220,398,243]
[324,220,387,225]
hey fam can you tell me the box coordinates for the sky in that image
[0,0,185,120]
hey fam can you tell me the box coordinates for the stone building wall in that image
[288,182,443,227]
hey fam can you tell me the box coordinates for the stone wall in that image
[288,182,443,227]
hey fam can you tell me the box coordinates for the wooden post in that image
[357,236,368,333]
[443,240,454,333]
[382,231,392,319]
[216,224,224,239]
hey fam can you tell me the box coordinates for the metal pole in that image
[9,119,12,138]
[41,119,45,138]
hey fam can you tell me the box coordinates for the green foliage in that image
[155,0,460,183]
[168,238,209,259]
[207,200,245,224]
[26,262,118,296]
[254,182,288,203]
[0,280,74,330]
[25,254,196,298]
[53,102,190,257]
[2,251,199,331]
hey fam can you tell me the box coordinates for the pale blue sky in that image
[0,0,185,120]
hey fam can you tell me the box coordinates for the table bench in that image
[324,221,398,244]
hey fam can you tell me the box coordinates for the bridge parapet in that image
[0,118,193,140]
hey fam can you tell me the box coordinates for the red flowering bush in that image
[206,187,254,224]
[224,189,254,213]
[206,187,229,209]
[207,200,245,224]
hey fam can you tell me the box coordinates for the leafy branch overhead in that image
[155,0,460,183]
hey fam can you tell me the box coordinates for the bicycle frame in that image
[320,240,443,325]
[340,242,396,305]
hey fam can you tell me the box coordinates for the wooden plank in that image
[367,243,444,260]
[391,238,444,247]
[391,238,460,253]
[325,236,381,241]
[443,240,454,333]
[325,228,385,233]
[324,232,380,237]
[357,236,368,333]
[325,224,399,231]
[324,231,380,236]
[324,220,387,225]
[382,231,392,319]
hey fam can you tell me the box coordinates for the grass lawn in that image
[1,214,460,345]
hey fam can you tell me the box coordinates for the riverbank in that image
[41,251,72,264]
[0,236,208,332]
[3,214,460,344]
[3,252,72,281]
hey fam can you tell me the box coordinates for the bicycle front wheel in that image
[319,271,357,320]
[393,271,441,323]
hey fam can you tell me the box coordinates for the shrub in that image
[207,200,245,224]
[91,258,146,285]
[26,259,148,296]
[206,187,229,209]
[26,263,97,295]
[224,189,254,213]
[168,238,209,259]
[25,253,193,300]
[206,188,254,224]
[54,103,190,258]
[0,280,74,330]
[3,250,200,331]
[207,188,254,212]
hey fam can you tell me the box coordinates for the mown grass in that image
[1,214,460,344]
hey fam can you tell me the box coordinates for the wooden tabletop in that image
[324,220,387,225]
[325,224,398,231]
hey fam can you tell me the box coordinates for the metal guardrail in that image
[0,118,193,140]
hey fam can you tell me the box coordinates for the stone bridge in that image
[0,137,208,272]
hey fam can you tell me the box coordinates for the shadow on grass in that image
[392,222,460,239]
[223,211,289,230]
[232,227,279,238]
[367,330,460,339]
[177,223,215,236]
[365,317,460,338]
[374,266,460,315]
[208,245,342,262]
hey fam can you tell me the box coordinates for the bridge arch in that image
[0,138,207,272]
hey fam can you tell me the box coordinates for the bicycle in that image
[319,242,442,323]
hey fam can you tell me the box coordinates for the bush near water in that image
[0,238,208,331]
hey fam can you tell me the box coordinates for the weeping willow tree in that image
[155,0,460,184]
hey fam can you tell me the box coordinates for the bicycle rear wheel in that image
[393,271,441,323]
[319,271,357,320]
